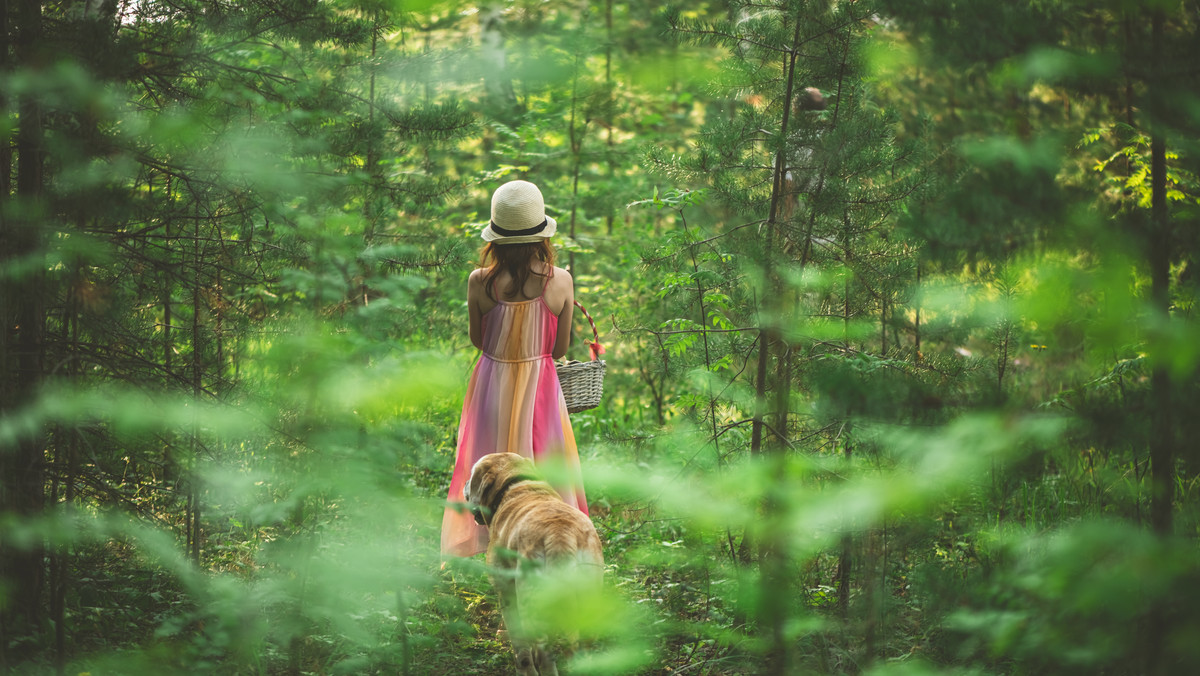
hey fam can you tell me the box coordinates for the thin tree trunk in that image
[756,11,806,674]
[750,331,770,460]
[843,211,852,348]
[163,174,173,377]
[48,456,62,675]
[881,296,888,355]
[752,0,805,457]
[838,209,855,624]
[189,206,203,565]
[163,174,176,487]
[605,0,615,237]
[52,268,81,675]
[837,439,853,618]
[997,320,1010,392]
[1147,10,1173,541]
[914,261,921,358]
[364,9,381,244]
[0,0,9,201]
[681,213,722,461]
[567,50,585,275]
[1144,12,1172,674]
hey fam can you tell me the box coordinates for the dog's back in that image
[499,495,603,567]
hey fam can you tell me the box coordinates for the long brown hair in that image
[479,240,556,301]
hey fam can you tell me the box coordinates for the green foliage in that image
[4,0,1200,674]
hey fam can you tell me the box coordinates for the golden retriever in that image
[465,452,604,676]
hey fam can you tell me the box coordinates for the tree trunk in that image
[1147,11,1173,540]
[364,9,382,245]
[914,262,921,358]
[567,51,585,275]
[51,268,81,675]
[1145,11,1173,674]
[189,206,204,565]
[1,0,48,660]
[479,2,519,116]
[755,11,805,674]
[605,0,615,237]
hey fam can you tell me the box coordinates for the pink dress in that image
[441,284,589,557]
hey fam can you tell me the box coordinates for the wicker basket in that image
[556,300,606,413]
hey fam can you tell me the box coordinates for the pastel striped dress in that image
[441,287,589,557]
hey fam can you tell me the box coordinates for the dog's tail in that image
[526,531,604,665]
[543,532,605,608]
[542,530,602,569]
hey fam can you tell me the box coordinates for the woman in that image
[441,180,589,558]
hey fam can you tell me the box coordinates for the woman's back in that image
[470,262,574,360]
[474,262,571,312]
[479,291,558,363]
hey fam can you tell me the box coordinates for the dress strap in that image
[483,352,551,364]
[538,267,556,313]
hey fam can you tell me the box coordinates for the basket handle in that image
[574,300,605,361]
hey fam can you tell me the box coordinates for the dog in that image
[465,452,604,676]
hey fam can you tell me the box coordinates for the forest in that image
[2,0,1199,674]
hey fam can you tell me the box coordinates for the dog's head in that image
[465,452,538,526]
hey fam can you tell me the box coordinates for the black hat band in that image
[490,219,547,237]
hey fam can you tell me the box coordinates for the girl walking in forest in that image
[441,180,589,558]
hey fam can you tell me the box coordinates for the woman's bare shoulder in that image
[551,266,573,285]
[543,266,573,315]
[467,268,488,302]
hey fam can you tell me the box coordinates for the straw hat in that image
[481,180,558,244]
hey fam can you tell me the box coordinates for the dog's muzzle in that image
[470,504,489,526]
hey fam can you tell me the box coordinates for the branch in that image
[610,315,761,338]
[639,221,765,265]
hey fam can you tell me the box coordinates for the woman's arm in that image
[551,268,574,360]
[467,270,485,351]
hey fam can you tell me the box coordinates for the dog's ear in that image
[466,454,499,525]
[464,472,487,526]
[465,457,488,502]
